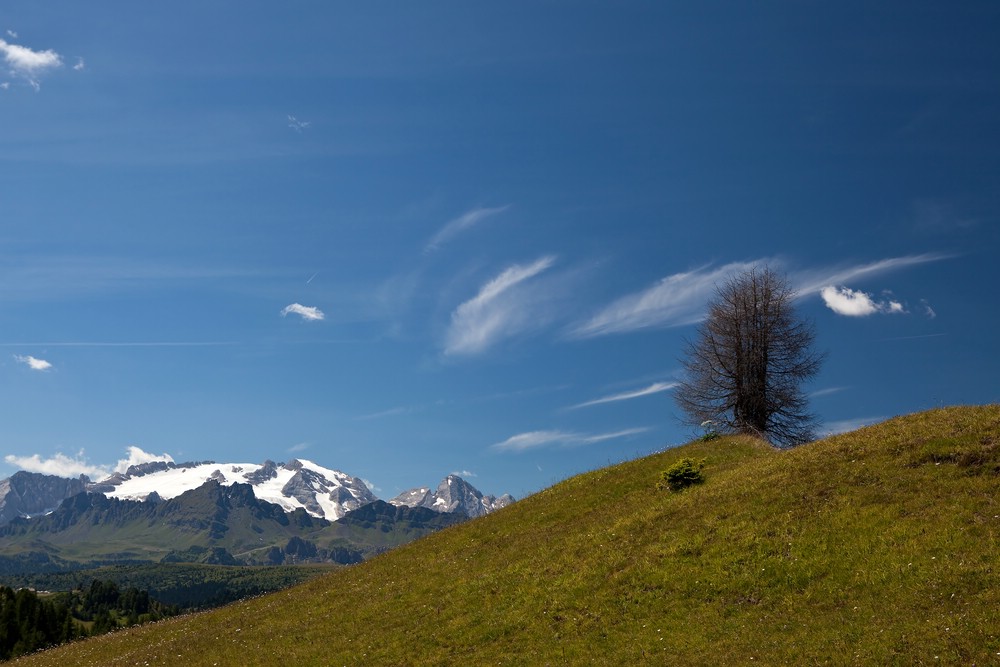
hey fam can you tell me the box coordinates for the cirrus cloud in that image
[444,255,557,356]
[572,254,948,338]
[571,261,760,338]
[490,427,649,453]
[569,382,678,410]
[426,205,511,252]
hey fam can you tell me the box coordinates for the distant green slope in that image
[14,405,1000,666]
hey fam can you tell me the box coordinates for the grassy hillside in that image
[14,405,1000,665]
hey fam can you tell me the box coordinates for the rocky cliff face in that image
[0,472,89,525]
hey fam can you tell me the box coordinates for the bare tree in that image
[675,266,823,447]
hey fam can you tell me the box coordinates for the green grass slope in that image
[14,405,1000,666]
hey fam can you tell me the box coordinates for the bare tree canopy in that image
[675,266,823,447]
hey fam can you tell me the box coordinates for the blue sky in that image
[1,2,998,501]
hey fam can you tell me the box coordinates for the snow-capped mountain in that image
[94,458,376,521]
[389,474,514,518]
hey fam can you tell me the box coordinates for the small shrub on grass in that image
[659,458,706,492]
[700,420,720,441]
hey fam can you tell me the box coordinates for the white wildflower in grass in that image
[699,420,719,441]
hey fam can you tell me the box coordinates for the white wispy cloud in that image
[354,406,414,421]
[426,205,510,252]
[921,299,937,319]
[450,470,477,478]
[73,57,84,71]
[573,254,949,338]
[287,115,310,132]
[0,256,260,302]
[361,478,381,493]
[3,446,173,480]
[820,286,905,317]
[444,255,557,356]
[288,442,310,453]
[569,382,677,410]
[810,386,848,398]
[0,37,63,90]
[572,261,759,338]
[14,354,52,371]
[793,254,949,297]
[281,303,325,321]
[491,427,649,453]
[877,333,947,342]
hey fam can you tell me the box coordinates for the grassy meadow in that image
[13,405,1000,665]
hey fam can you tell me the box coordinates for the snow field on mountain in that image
[104,460,367,520]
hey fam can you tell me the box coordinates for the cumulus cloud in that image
[113,446,174,474]
[281,303,325,321]
[4,451,107,479]
[0,37,63,90]
[820,286,905,317]
[569,382,677,410]
[491,427,649,453]
[14,354,52,371]
[426,205,510,252]
[4,445,174,480]
[445,255,557,356]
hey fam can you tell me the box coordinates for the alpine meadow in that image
[9,405,1000,665]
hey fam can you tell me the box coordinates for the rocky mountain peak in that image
[389,476,514,518]
[0,472,89,525]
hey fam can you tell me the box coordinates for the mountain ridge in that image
[0,471,89,525]
[0,466,511,572]
[0,459,513,527]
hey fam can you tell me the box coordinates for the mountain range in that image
[0,459,513,573]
